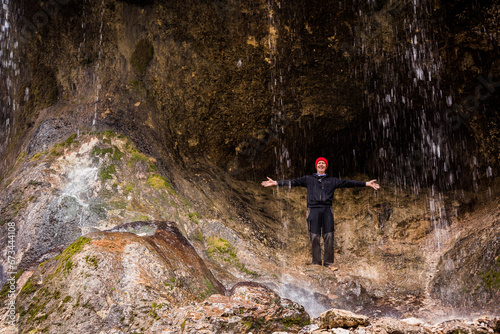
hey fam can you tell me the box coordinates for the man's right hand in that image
[261,177,277,187]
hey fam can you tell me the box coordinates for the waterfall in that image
[59,165,99,234]
[354,0,452,251]
[266,0,289,270]
[358,0,450,192]
[92,0,105,126]
[0,0,19,163]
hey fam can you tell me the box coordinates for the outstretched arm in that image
[366,179,380,190]
[261,177,278,187]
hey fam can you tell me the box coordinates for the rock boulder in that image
[13,221,224,334]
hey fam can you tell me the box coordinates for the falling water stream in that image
[0,0,19,166]
[265,0,310,312]
[59,164,99,235]
[356,0,454,253]
[265,0,290,271]
[92,0,105,126]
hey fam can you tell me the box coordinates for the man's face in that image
[316,160,327,174]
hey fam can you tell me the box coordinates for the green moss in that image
[92,146,113,157]
[128,150,150,166]
[130,39,154,75]
[31,152,44,161]
[103,130,117,138]
[112,146,125,160]
[25,299,49,324]
[193,230,204,243]
[50,146,63,157]
[241,318,266,331]
[110,200,127,210]
[91,143,124,161]
[479,256,500,290]
[206,237,257,276]
[149,302,162,319]
[133,214,150,221]
[51,237,92,277]
[20,279,37,295]
[74,294,81,308]
[34,313,49,322]
[12,197,27,217]
[283,316,311,329]
[123,184,134,195]
[236,262,258,276]
[62,296,72,303]
[207,237,237,259]
[64,259,74,273]
[80,52,98,66]
[99,164,117,181]
[163,282,174,290]
[129,80,143,90]
[85,255,99,269]
[201,278,217,299]
[481,269,500,290]
[449,329,468,334]
[18,305,26,317]
[61,134,77,147]
[147,175,170,190]
[188,212,200,224]
[0,270,25,298]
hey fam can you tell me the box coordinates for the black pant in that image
[307,207,335,265]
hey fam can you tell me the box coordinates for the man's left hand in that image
[366,180,380,190]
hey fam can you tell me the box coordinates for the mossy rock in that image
[206,237,257,276]
[146,174,170,190]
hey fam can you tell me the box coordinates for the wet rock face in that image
[0,131,211,279]
[1,0,364,179]
[13,221,224,334]
[26,119,74,156]
[1,0,498,185]
[430,214,500,313]
[432,0,500,170]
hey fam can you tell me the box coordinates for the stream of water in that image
[92,0,105,126]
[0,0,18,165]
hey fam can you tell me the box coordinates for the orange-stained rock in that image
[14,221,225,334]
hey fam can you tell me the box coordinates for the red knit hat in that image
[315,157,328,170]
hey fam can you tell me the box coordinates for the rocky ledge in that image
[302,309,500,334]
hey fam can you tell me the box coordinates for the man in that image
[261,157,380,270]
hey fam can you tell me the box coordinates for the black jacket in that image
[277,174,366,208]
